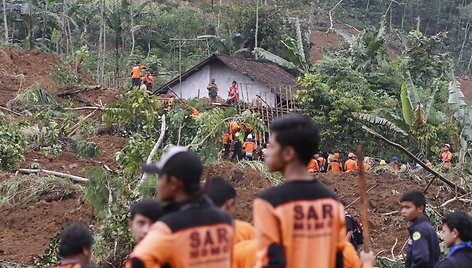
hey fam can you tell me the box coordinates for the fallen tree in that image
[362,125,467,195]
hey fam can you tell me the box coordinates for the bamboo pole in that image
[362,125,468,194]
[357,145,371,251]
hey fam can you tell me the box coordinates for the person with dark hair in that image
[129,199,163,244]
[435,211,472,268]
[253,114,348,268]
[232,139,243,162]
[127,146,234,268]
[400,191,440,268]
[227,80,239,105]
[56,224,97,268]
[207,78,219,103]
[204,176,254,245]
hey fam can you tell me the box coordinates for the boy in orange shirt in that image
[253,114,346,268]
[205,177,254,244]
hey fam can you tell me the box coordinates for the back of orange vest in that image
[254,180,345,268]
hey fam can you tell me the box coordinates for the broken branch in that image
[135,115,167,194]
[17,168,88,182]
[346,184,378,208]
[56,85,102,97]
[0,105,22,116]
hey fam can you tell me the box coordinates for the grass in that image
[0,174,83,205]
[235,160,284,186]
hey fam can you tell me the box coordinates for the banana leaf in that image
[353,112,408,135]
[400,81,413,126]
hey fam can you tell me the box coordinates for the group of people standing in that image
[130,61,154,91]
[53,114,471,268]
[207,79,239,105]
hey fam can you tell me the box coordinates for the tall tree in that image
[2,0,7,44]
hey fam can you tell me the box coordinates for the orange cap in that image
[334,153,340,159]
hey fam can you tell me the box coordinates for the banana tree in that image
[197,33,249,55]
[448,79,472,164]
[252,17,310,74]
[355,73,442,156]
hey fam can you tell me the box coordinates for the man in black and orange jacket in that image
[55,224,98,268]
[127,146,234,268]
[254,114,347,268]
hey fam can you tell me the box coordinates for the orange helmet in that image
[334,153,340,159]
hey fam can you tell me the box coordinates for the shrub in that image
[0,123,27,170]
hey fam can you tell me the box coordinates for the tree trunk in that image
[28,12,34,50]
[41,1,49,47]
[254,0,259,59]
[2,0,8,44]
[457,19,470,67]
[129,3,135,56]
[96,0,105,83]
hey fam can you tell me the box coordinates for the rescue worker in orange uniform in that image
[440,144,453,171]
[140,71,154,91]
[329,153,343,174]
[307,154,320,173]
[205,176,254,245]
[254,114,346,268]
[233,239,257,268]
[55,224,97,268]
[242,135,257,160]
[318,153,327,173]
[344,153,358,173]
[128,146,234,268]
[131,61,147,89]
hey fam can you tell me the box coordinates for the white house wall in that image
[168,61,277,106]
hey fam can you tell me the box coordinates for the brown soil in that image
[461,79,472,103]
[19,133,128,177]
[310,28,344,62]
[204,163,469,256]
[0,47,117,108]
[0,196,92,263]
[203,161,270,222]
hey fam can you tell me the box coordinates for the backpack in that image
[346,214,364,245]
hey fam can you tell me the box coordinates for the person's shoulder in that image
[160,205,233,233]
[256,180,339,208]
[235,219,253,230]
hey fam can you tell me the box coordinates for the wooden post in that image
[357,146,371,251]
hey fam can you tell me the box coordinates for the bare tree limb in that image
[67,109,98,137]
[56,85,102,97]
[362,125,468,194]
[17,168,88,182]
[346,184,378,208]
[0,105,22,116]
[328,0,344,30]
[135,115,166,194]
